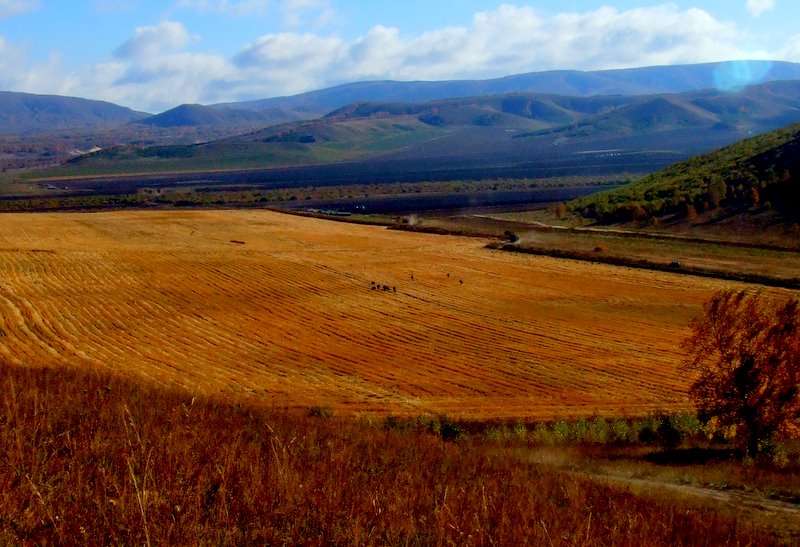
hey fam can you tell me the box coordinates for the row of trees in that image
[575,170,781,225]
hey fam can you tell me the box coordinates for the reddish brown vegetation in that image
[683,290,800,454]
[0,363,780,545]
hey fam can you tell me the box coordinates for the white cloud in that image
[5,3,797,112]
[233,4,749,91]
[0,0,38,18]
[774,33,800,61]
[113,21,195,59]
[95,52,239,111]
[746,0,775,17]
[0,36,68,97]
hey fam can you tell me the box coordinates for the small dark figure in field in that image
[459,279,463,285]
[410,273,414,281]
[393,287,396,292]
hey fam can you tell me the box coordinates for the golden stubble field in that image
[0,209,778,419]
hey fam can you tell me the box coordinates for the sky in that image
[1,1,799,113]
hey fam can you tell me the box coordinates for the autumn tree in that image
[682,290,800,455]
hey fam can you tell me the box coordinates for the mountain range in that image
[206,60,800,122]
[5,60,800,177]
[3,60,800,136]
[58,78,800,182]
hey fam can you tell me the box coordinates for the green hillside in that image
[52,117,451,176]
[569,122,800,225]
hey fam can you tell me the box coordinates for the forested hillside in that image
[570,122,800,226]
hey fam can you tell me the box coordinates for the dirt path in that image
[587,471,799,515]
[476,215,800,253]
[581,470,800,541]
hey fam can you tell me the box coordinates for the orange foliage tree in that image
[682,290,800,455]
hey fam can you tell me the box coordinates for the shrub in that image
[656,418,684,450]
[610,419,632,444]
[571,418,589,442]
[587,416,608,443]
[308,406,333,418]
[552,420,570,443]
[511,420,527,440]
[383,414,414,432]
[438,419,464,442]
[531,422,554,444]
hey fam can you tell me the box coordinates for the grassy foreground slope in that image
[0,209,774,418]
[1,363,782,545]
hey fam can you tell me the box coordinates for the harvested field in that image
[0,210,783,419]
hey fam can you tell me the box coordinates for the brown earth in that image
[0,209,791,419]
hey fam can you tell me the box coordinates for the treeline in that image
[569,122,800,224]
[0,176,623,212]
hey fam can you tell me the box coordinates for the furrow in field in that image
[0,210,762,418]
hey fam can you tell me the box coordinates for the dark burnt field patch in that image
[25,150,675,196]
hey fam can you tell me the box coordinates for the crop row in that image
[0,210,744,418]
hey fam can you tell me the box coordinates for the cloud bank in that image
[0,3,797,112]
[746,0,775,17]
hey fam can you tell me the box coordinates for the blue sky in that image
[1,1,798,112]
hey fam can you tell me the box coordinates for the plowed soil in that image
[0,210,780,418]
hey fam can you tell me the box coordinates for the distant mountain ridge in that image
[313,79,800,147]
[211,60,800,120]
[3,60,800,136]
[0,91,148,135]
[138,104,271,128]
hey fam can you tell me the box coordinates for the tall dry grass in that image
[0,362,779,545]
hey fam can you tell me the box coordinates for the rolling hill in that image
[0,91,148,135]
[568,120,800,239]
[137,103,273,128]
[59,79,800,182]
[530,80,800,140]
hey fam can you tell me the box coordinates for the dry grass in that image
[0,362,784,545]
[0,209,793,419]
